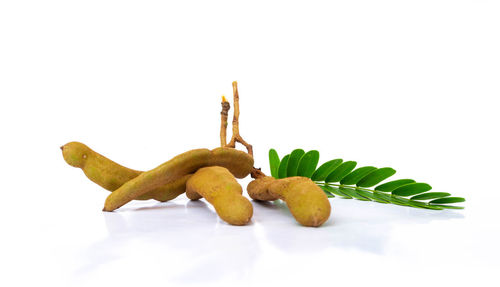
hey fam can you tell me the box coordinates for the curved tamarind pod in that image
[61,142,190,201]
[246,176,278,201]
[247,176,331,227]
[103,147,254,211]
[186,166,253,225]
[145,174,192,202]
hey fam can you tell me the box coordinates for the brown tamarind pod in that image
[247,176,331,227]
[186,166,253,225]
[103,147,254,211]
[61,142,190,201]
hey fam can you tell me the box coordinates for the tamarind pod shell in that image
[103,148,254,211]
[247,176,279,201]
[61,142,188,201]
[144,174,192,202]
[246,176,331,227]
[269,177,331,227]
[186,166,253,226]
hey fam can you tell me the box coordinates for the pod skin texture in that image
[247,176,331,227]
[61,142,190,201]
[186,166,253,226]
[103,147,254,211]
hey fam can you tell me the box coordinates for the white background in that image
[1,1,499,286]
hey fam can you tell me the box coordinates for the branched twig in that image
[227,81,253,156]
[219,81,262,178]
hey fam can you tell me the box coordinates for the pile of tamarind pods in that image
[61,142,331,227]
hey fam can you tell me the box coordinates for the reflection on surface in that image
[72,197,465,285]
[252,198,464,254]
[74,199,261,284]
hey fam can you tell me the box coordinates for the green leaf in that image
[273,148,465,211]
[286,149,305,177]
[375,179,416,192]
[410,192,451,201]
[357,167,396,187]
[297,150,320,178]
[311,159,343,181]
[429,197,466,204]
[392,183,432,196]
[337,187,371,201]
[321,185,352,199]
[325,161,357,183]
[277,154,290,179]
[268,149,280,179]
[340,166,377,185]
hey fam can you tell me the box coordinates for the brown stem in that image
[227,81,253,156]
[250,167,267,179]
[220,95,230,147]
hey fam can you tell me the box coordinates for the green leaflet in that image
[278,154,290,179]
[375,179,416,192]
[429,197,466,204]
[429,204,465,210]
[340,166,377,185]
[311,159,343,181]
[325,161,357,183]
[411,192,451,201]
[392,183,432,196]
[337,187,371,201]
[406,200,444,210]
[269,149,280,179]
[321,185,352,199]
[357,167,396,187]
[286,149,305,177]
[320,185,335,198]
[297,150,320,178]
[268,148,465,210]
[355,188,390,203]
[372,191,443,210]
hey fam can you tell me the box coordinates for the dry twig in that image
[226,81,253,156]
[219,81,263,178]
[220,95,230,147]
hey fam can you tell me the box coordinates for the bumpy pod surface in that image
[247,176,331,227]
[186,166,253,225]
[61,142,190,201]
[103,147,254,211]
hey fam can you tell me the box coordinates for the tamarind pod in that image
[186,166,253,225]
[145,174,192,202]
[103,147,254,211]
[208,147,254,178]
[247,176,331,227]
[247,176,279,201]
[60,142,189,201]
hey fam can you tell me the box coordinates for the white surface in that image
[1,1,500,286]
